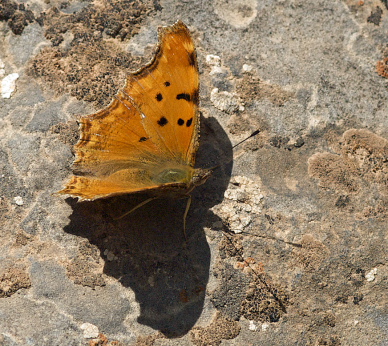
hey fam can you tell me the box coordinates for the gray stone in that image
[1,0,387,344]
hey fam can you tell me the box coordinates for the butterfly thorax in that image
[152,165,192,184]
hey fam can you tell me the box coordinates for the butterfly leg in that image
[182,194,192,241]
[114,197,158,220]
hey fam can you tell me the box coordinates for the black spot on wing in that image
[176,90,199,104]
[188,51,196,67]
[156,93,163,101]
[139,137,149,142]
[177,93,191,102]
[164,81,170,87]
[186,118,193,127]
[192,88,199,104]
[177,118,184,126]
[157,117,168,126]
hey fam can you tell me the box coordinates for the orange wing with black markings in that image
[58,21,205,201]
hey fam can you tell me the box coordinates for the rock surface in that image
[1,0,387,345]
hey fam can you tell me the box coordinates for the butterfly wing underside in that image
[58,21,200,200]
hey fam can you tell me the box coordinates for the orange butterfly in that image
[58,21,212,227]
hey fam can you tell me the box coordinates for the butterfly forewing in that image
[124,21,200,166]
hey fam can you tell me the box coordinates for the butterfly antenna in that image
[182,195,192,241]
[113,197,158,220]
[209,129,261,172]
[232,129,261,149]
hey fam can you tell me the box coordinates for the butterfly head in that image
[180,167,212,196]
[191,168,213,187]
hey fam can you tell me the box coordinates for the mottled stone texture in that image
[1,0,387,345]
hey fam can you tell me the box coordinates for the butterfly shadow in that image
[63,115,233,338]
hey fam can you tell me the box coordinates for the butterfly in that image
[58,21,213,227]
